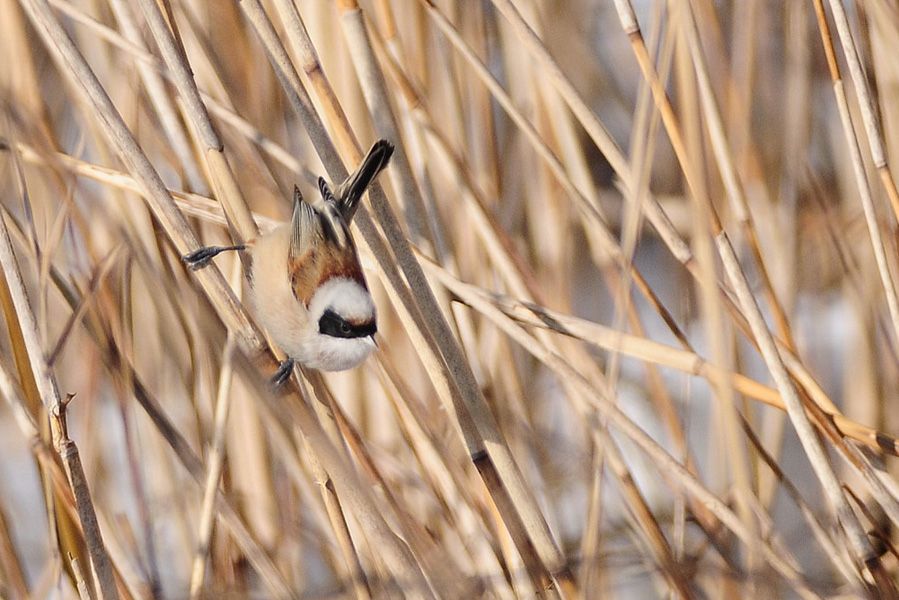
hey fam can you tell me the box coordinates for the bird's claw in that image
[182,246,220,270]
[270,359,295,388]
[182,245,245,271]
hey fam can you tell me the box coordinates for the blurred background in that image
[1,0,898,598]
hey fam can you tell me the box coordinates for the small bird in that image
[183,140,394,384]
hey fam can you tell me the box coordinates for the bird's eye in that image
[319,308,375,339]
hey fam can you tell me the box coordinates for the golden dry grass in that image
[1,0,899,598]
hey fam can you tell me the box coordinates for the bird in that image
[182,140,394,384]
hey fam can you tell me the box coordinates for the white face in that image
[304,278,377,371]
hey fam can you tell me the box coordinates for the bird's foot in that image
[270,358,295,388]
[182,245,245,270]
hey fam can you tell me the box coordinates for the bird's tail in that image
[336,139,395,222]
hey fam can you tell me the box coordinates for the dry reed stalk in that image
[0,361,139,600]
[130,0,256,251]
[407,15,715,584]
[16,127,899,584]
[807,0,899,353]
[438,116,694,594]
[738,416,860,584]
[341,7,581,591]
[8,4,297,595]
[293,378,381,596]
[1,203,295,595]
[188,329,237,598]
[422,45,697,586]
[69,555,92,600]
[0,500,28,600]
[297,430,373,600]
[449,278,896,453]
[10,123,896,463]
[371,20,720,588]
[16,0,258,346]
[250,14,884,464]
[413,1,717,423]
[52,396,120,600]
[106,0,206,193]
[245,0,576,592]
[482,3,835,431]
[375,356,516,599]
[23,0,437,594]
[670,6,758,586]
[77,304,296,597]
[821,0,899,223]
[318,378,477,597]
[424,257,821,599]
[0,212,118,599]
[681,4,799,358]
[611,3,892,593]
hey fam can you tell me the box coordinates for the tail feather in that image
[336,139,394,222]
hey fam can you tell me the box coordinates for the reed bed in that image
[0,0,898,598]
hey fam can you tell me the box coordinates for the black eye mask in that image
[318,308,377,339]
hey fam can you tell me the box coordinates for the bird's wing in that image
[289,185,319,262]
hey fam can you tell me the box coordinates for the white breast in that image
[247,225,317,361]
